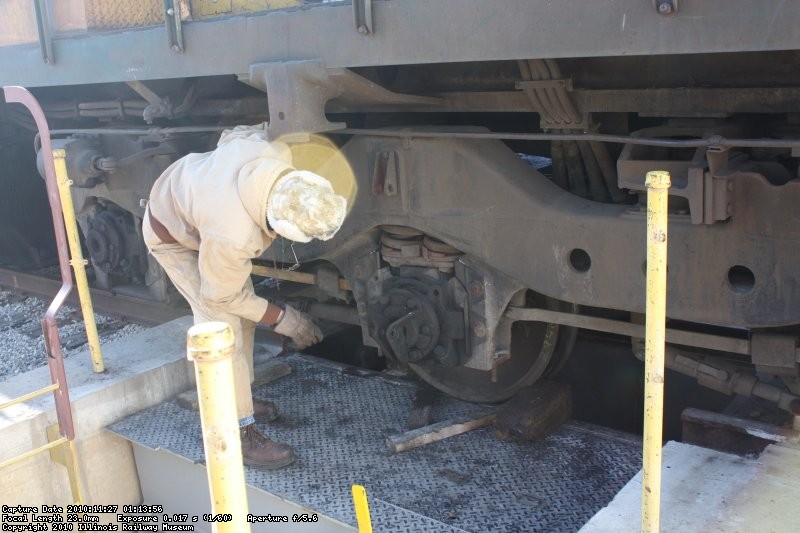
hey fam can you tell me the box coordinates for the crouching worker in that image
[143,125,348,469]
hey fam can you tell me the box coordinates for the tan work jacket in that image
[148,126,294,322]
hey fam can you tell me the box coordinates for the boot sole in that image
[254,412,279,423]
[243,453,295,470]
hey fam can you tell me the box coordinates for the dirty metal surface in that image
[109,355,642,532]
[4,1,800,88]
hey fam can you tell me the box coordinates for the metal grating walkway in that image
[109,355,642,532]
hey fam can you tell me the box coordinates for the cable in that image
[331,128,800,149]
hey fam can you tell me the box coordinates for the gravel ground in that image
[0,289,147,381]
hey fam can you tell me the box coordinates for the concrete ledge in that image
[580,440,800,532]
[133,445,354,533]
[0,316,194,505]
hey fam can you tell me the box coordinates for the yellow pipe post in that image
[53,149,104,373]
[187,322,250,533]
[351,484,373,533]
[641,170,671,533]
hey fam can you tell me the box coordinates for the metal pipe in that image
[642,170,671,533]
[516,60,549,118]
[563,140,587,196]
[4,86,78,444]
[589,140,627,202]
[43,126,229,139]
[0,383,59,410]
[528,59,570,125]
[335,128,800,149]
[53,149,105,373]
[0,437,67,470]
[186,322,251,533]
[503,307,751,356]
[545,58,583,124]
[638,345,800,415]
[577,141,610,202]
[96,146,176,172]
[39,125,800,150]
[549,140,569,190]
[307,303,361,326]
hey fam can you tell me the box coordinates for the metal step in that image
[109,355,642,532]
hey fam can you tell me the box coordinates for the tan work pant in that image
[142,216,256,423]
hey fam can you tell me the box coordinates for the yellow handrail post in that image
[187,322,251,533]
[351,484,373,533]
[53,149,104,373]
[641,170,671,533]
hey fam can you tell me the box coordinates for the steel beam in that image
[1,0,799,88]
[504,307,751,355]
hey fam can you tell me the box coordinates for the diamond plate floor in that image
[109,355,642,532]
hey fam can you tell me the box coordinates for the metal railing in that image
[0,86,83,503]
[641,170,671,533]
[53,148,105,373]
[187,322,251,533]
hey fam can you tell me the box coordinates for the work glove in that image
[273,304,323,350]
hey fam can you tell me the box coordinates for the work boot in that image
[239,424,294,469]
[253,400,279,423]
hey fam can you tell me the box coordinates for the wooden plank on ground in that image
[386,412,495,453]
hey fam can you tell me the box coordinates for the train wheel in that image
[409,294,577,403]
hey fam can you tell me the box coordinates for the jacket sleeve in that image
[197,236,269,323]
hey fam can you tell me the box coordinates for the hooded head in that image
[266,170,348,243]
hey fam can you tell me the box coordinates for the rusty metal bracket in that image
[33,0,55,64]
[126,80,173,123]
[164,0,185,53]
[653,0,679,15]
[353,0,374,35]
[242,61,440,140]
[750,333,799,377]
[372,150,400,197]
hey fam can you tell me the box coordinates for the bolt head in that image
[658,2,673,14]
[469,280,484,299]
[472,321,487,338]
[357,25,368,34]
[171,44,182,52]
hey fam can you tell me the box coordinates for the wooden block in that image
[494,381,571,442]
[176,360,292,413]
[387,412,495,453]
[252,360,293,388]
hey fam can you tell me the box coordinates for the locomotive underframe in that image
[2,0,800,402]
